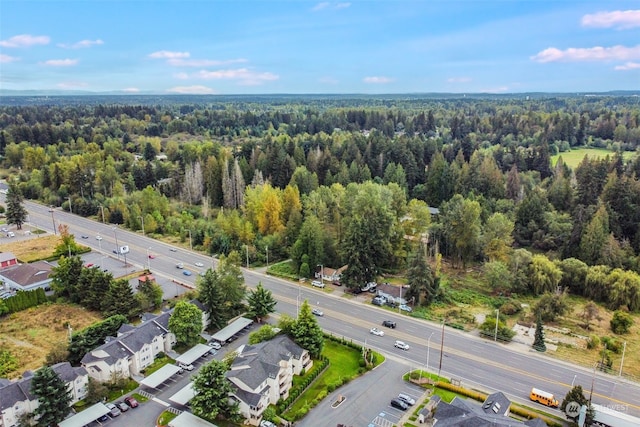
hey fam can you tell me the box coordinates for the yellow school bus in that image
[529,388,559,408]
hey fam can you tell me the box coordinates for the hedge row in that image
[277,357,329,414]
[1,288,48,314]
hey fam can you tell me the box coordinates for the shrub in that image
[499,300,522,315]
[610,310,633,334]
[586,335,600,349]
[600,336,623,354]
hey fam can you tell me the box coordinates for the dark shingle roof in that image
[81,337,134,365]
[52,362,87,383]
[231,384,268,407]
[434,395,544,427]
[0,261,53,287]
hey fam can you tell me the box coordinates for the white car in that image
[311,280,325,288]
[195,262,204,267]
[178,362,194,371]
[96,235,103,241]
[399,304,413,312]
[208,341,222,350]
[260,420,277,427]
[370,327,384,336]
[394,340,410,350]
[312,308,324,316]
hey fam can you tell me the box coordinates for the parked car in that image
[312,308,324,316]
[96,235,102,240]
[360,282,371,292]
[394,340,410,350]
[260,420,277,427]
[368,283,378,292]
[106,403,121,417]
[398,393,416,406]
[176,262,184,269]
[382,320,396,329]
[399,304,413,312]
[179,362,194,371]
[124,396,139,408]
[169,248,177,252]
[97,414,109,422]
[369,327,384,336]
[311,280,325,288]
[208,341,222,350]
[372,296,385,306]
[390,398,409,410]
[115,401,129,412]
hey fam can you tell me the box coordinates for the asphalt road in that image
[14,199,640,421]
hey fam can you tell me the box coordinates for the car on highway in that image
[81,235,89,239]
[124,396,139,408]
[195,262,204,267]
[394,340,410,351]
[311,280,325,288]
[390,398,409,410]
[369,327,384,336]
[183,270,192,276]
[382,320,396,329]
[176,262,184,269]
[399,304,412,312]
[148,253,156,259]
[312,308,324,316]
[169,248,177,252]
[96,235,102,241]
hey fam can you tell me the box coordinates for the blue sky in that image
[1,1,639,94]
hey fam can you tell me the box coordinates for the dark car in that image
[382,320,396,329]
[97,414,109,422]
[124,396,139,408]
[390,398,408,410]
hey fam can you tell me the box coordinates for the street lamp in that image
[296,293,302,318]
[319,264,324,285]
[113,226,120,260]
[244,244,249,269]
[494,309,499,342]
[67,196,72,214]
[426,331,435,379]
[99,205,105,223]
[188,229,193,251]
[139,216,145,237]
[50,210,57,235]
[265,245,269,268]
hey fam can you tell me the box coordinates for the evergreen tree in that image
[405,243,437,306]
[5,179,27,230]
[136,277,163,311]
[291,300,324,358]
[31,366,72,427]
[102,279,140,318]
[560,385,595,425]
[191,359,239,423]
[246,283,277,323]
[532,315,546,352]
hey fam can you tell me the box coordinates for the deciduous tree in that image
[168,301,203,347]
[191,359,239,423]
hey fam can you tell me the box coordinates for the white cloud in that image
[58,39,104,49]
[312,2,350,11]
[42,59,78,66]
[57,81,88,89]
[615,61,640,70]
[148,50,190,59]
[192,68,279,85]
[167,58,247,67]
[0,54,19,63]
[319,76,339,84]
[168,85,216,94]
[312,2,330,11]
[531,45,640,62]
[122,87,140,93]
[581,10,640,29]
[447,77,472,83]
[363,76,394,84]
[0,34,50,48]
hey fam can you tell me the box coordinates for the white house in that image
[0,261,53,292]
[227,335,312,426]
[0,362,88,427]
[81,311,175,382]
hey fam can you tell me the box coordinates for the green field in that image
[551,147,637,169]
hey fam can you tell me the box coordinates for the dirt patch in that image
[0,303,102,378]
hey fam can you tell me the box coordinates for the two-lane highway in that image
[15,198,640,418]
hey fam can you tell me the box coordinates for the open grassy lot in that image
[0,303,102,378]
[551,147,636,169]
[0,234,61,262]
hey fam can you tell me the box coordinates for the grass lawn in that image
[0,234,62,262]
[283,339,363,418]
[551,147,636,169]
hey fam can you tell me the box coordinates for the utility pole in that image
[494,309,499,342]
[437,318,445,379]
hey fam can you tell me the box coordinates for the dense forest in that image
[2,94,640,313]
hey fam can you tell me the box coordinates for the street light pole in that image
[188,229,192,251]
[67,196,72,214]
[438,318,445,379]
[139,216,145,237]
[619,341,627,377]
[494,309,499,342]
[245,245,249,269]
[113,227,120,260]
[99,205,105,223]
[51,210,57,235]
[266,246,269,268]
[427,331,435,378]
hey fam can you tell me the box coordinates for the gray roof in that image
[81,312,169,365]
[0,365,85,411]
[482,391,511,416]
[0,252,17,263]
[433,395,544,427]
[231,384,267,407]
[0,261,53,287]
[228,335,304,391]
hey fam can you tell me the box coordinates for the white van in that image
[178,362,194,371]
[311,280,325,288]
